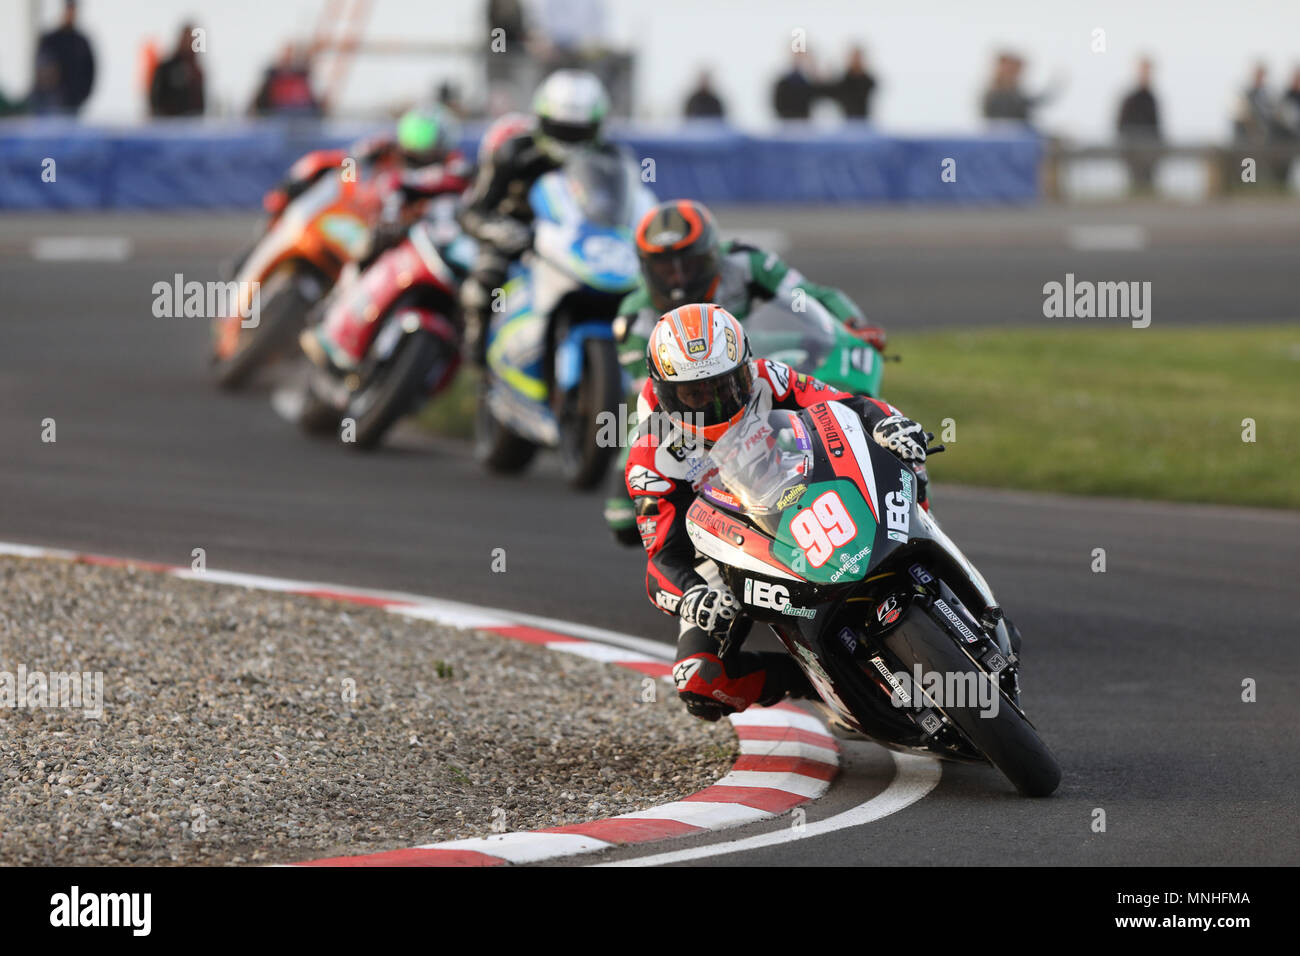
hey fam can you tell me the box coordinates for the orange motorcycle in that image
[211,153,395,389]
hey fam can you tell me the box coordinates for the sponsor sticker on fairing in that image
[780,604,817,619]
[744,578,788,610]
[776,483,807,510]
[828,544,872,582]
[876,595,901,625]
[885,491,909,543]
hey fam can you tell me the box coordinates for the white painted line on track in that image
[1065,224,1148,251]
[593,751,942,867]
[30,236,134,261]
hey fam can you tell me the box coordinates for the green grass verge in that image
[419,324,1298,509]
[882,324,1299,509]
[417,368,478,440]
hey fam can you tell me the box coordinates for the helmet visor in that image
[652,362,753,431]
[539,117,599,144]
[644,250,719,310]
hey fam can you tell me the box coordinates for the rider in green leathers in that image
[605,199,887,544]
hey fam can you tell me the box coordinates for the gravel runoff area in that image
[0,556,736,865]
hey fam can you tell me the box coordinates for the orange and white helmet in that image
[647,304,754,444]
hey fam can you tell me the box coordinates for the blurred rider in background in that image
[456,69,616,366]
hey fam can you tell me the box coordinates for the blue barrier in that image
[0,119,1041,209]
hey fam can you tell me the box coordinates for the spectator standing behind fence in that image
[149,23,205,117]
[1233,63,1292,182]
[30,0,95,116]
[831,45,877,120]
[684,69,725,119]
[1278,68,1300,138]
[1116,57,1161,192]
[251,44,322,117]
[773,51,819,120]
[1233,63,1274,141]
[981,51,1060,128]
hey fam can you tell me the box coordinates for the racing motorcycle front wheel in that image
[883,609,1061,797]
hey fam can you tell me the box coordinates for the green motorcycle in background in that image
[605,296,887,544]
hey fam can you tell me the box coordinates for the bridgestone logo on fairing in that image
[933,599,979,643]
[870,655,911,706]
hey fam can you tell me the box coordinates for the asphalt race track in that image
[1,207,1297,865]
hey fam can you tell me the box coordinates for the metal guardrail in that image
[1042,140,1300,198]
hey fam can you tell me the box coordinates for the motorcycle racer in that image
[229,105,466,282]
[626,303,933,722]
[262,105,458,222]
[357,105,473,269]
[606,199,887,544]
[456,69,624,365]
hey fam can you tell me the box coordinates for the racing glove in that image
[872,415,930,462]
[476,216,532,257]
[845,319,887,353]
[678,583,739,635]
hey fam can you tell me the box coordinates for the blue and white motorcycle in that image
[475,148,655,488]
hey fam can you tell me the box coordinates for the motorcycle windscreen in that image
[744,298,838,373]
[712,396,882,584]
[530,149,635,228]
[710,399,812,528]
